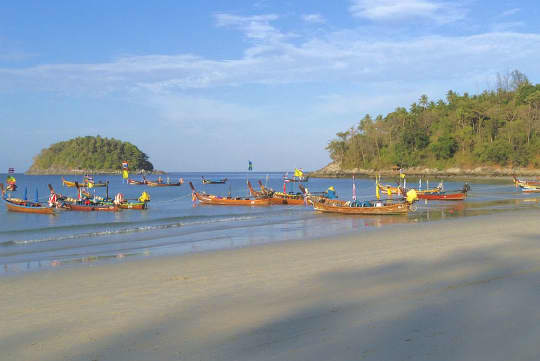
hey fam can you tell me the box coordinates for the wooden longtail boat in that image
[513,175,540,187]
[306,185,418,215]
[62,177,107,188]
[247,180,306,205]
[1,183,55,214]
[190,182,271,206]
[128,179,147,185]
[378,182,442,195]
[416,184,470,201]
[283,177,309,183]
[309,197,414,215]
[202,176,227,184]
[146,178,183,187]
[520,184,540,193]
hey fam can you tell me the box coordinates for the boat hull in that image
[146,182,182,187]
[417,192,467,200]
[520,185,540,192]
[311,198,411,215]
[270,196,306,205]
[5,200,55,214]
[128,179,147,185]
[62,177,107,188]
[118,202,147,209]
[378,183,441,195]
[195,193,271,206]
[202,178,227,184]
[65,203,119,211]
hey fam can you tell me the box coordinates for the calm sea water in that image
[1,172,538,275]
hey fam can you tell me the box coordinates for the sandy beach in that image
[2,209,540,361]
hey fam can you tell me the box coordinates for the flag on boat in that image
[352,175,357,201]
[8,168,14,174]
[248,160,253,171]
[85,174,95,188]
[121,161,129,179]
[294,168,303,177]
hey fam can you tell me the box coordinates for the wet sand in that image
[2,209,540,361]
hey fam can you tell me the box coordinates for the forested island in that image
[27,136,154,174]
[319,70,540,177]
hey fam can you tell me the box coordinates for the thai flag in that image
[8,168,14,174]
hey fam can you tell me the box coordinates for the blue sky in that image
[1,0,539,172]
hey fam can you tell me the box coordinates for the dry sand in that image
[2,210,540,361]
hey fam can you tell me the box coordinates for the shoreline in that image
[2,209,540,360]
[309,162,540,178]
[24,169,165,175]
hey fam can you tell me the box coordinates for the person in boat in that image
[326,186,337,199]
[157,176,163,184]
[139,191,150,203]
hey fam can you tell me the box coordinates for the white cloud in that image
[499,8,520,18]
[349,0,466,24]
[302,14,326,24]
[1,29,540,97]
[491,22,525,32]
[214,13,286,41]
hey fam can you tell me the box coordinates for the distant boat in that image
[513,175,540,187]
[519,184,540,193]
[201,176,227,184]
[128,177,148,185]
[283,176,309,183]
[62,176,107,188]
[416,184,470,200]
[146,177,184,187]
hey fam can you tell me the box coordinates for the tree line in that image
[326,70,540,170]
[30,136,154,171]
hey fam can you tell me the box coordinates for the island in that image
[27,136,154,174]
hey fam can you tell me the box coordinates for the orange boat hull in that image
[195,193,271,206]
[417,192,466,200]
[311,198,411,215]
[5,201,55,214]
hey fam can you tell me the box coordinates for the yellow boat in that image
[62,177,107,188]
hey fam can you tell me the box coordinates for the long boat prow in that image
[247,181,256,196]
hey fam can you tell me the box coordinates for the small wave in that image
[2,214,259,246]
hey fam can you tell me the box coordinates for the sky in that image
[1,0,540,172]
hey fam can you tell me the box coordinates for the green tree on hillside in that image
[327,70,540,169]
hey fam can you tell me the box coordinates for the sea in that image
[1,172,538,275]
